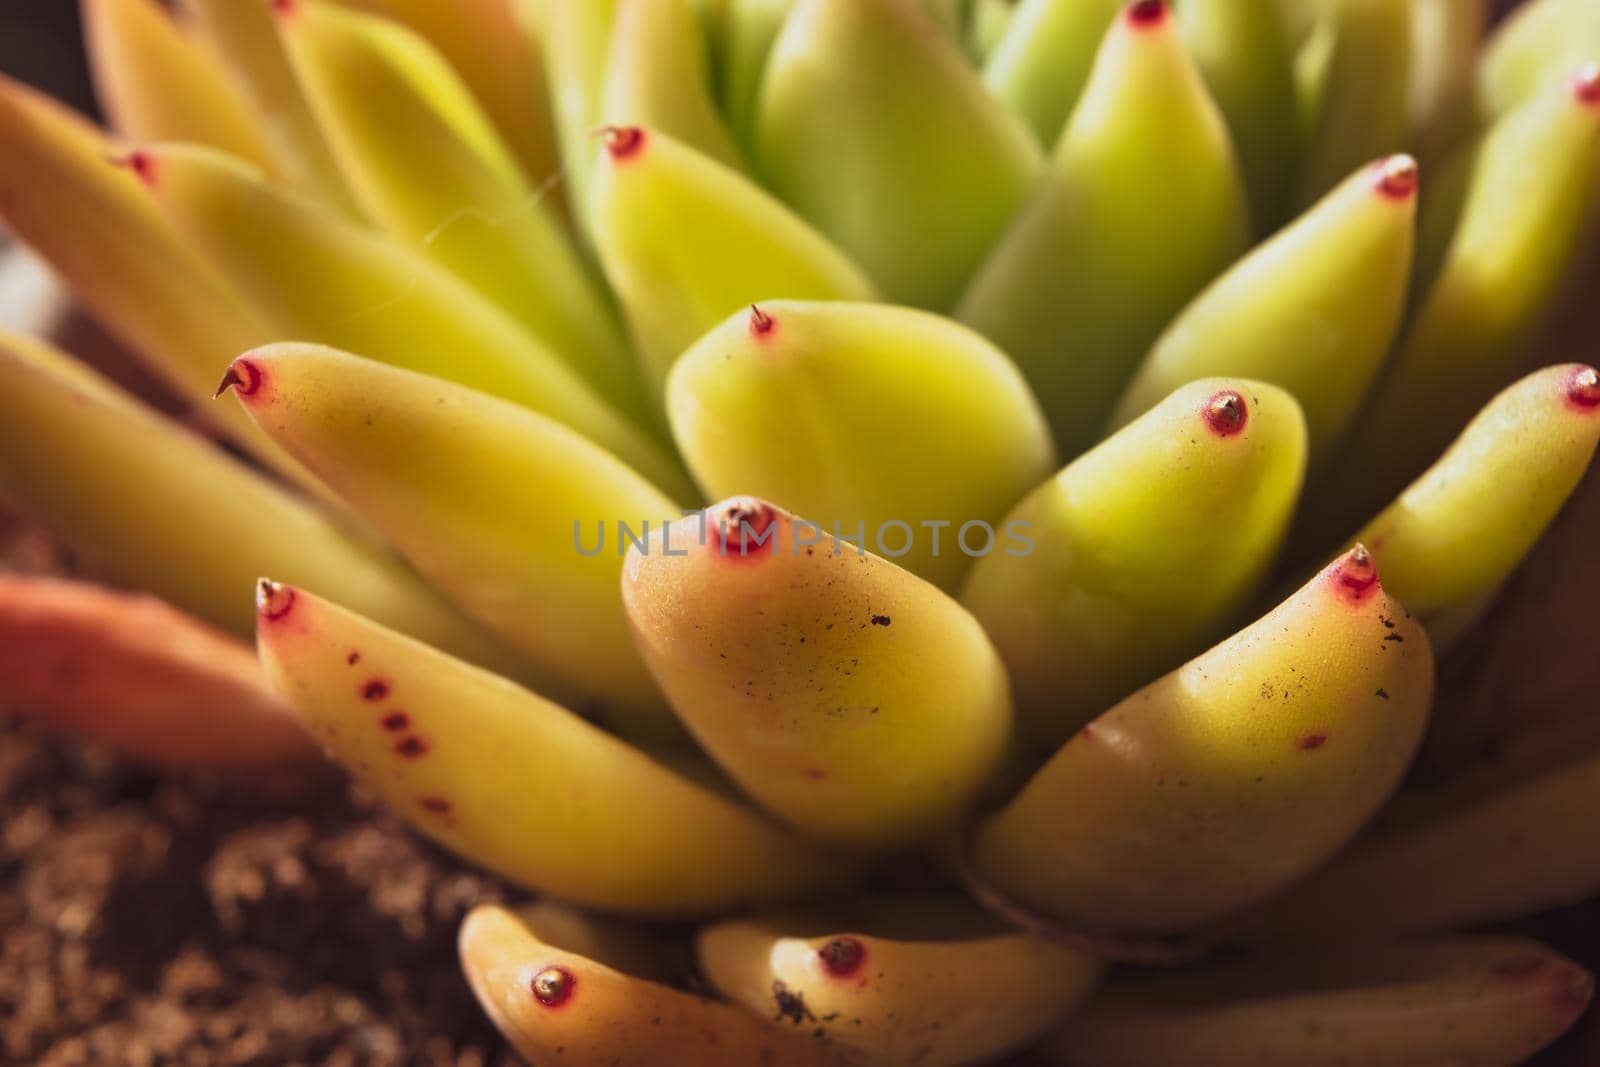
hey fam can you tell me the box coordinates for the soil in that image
[0,715,518,1067]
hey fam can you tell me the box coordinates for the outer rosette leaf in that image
[0,330,519,674]
[222,343,686,744]
[258,584,851,916]
[1044,937,1592,1067]
[135,143,688,497]
[971,546,1433,936]
[697,897,1102,1067]
[459,905,848,1065]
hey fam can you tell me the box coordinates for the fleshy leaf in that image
[719,0,796,143]
[588,127,877,388]
[539,0,617,231]
[331,0,560,181]
[175,0,361,214]
[223,343,685,744]
[1045,937,1592,1067]
[0,575,319,771]
[1249,747,1600,935]
[697,897,1102,1067]
[971,546,1433,935]
[958,2,1250,457]
[0,78,317,486]
[667,301,1055,590]
[963,379,1306,753]
[1305,73,1600,539]
[82,0,272,166]
[1110,156,1417,462]
[0,330,521,674]
[135,143,689,497]
[258,585,850,915]
[277,0,648,425]
[980,0,1123,147]
[622,497,1015,848]
[460,905,848,1064]
[754,0,1043,309]
[1353,364,1600,643]
[1406,0,1487,158]
[1175,0,1299,229]
[1477,0,1600,119]
[1293,0,1411,207]
[602,0,744,170]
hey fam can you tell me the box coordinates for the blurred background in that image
[0,4,97,116]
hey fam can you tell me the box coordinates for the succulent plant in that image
[2,0,1600,1063]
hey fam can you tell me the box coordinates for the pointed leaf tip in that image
[115,149,158,189]
[214,357,262,399]
[747,304,776,339]
[1336,544,1379,599]
[1568,365,1600,410]
[1375,154,1419,200]
[597,125,646,161]
[1126,0,1168,29]
[1202,389,1248,436]
[1575,63,1600,105]
[256,578,296,621]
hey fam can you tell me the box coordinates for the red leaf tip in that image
[256,579,296,621]
[1567,365,1600,410]
[1374,154,1418,200]
[1202,389,1248,437]
[748,304,776,339]
[270,0,298,18]
[531,966,576,1008]
[1574,64,1600,106]
[818,937,867,979]
[116,150,158,189]
[711,498,780,561]
[1126,0,1167,27]
[1335,544,1379,600]
[215,357,263,399]
[597,126,645,161]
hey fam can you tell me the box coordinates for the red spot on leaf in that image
[362,680,390,701]
[417,795,452,816]
[395,736,429,759]
[380,712,410,732]
[1298,732,1328,751]
[347,651,361,665]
